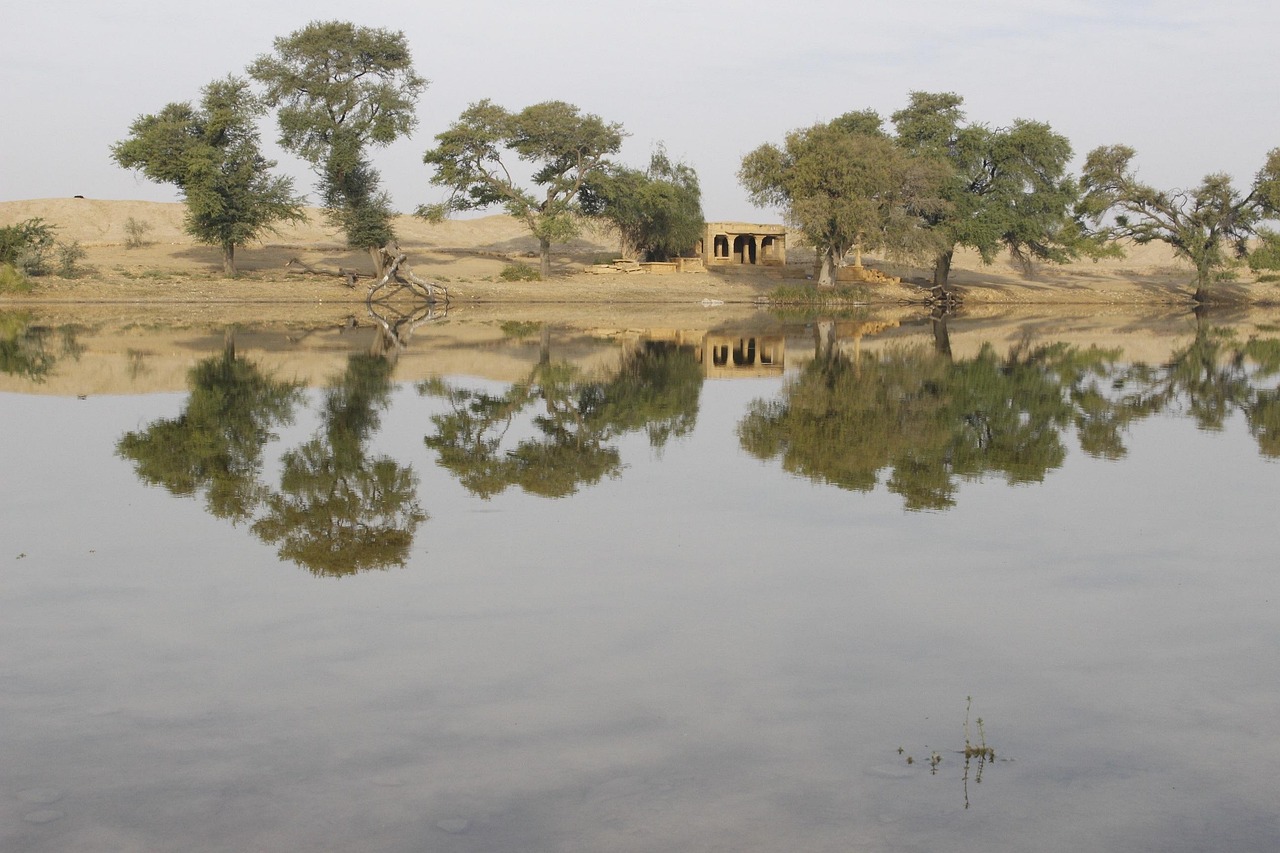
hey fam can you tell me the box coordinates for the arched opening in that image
[732,338,756,366]
[761,236,778,263]
[713,234,730,259]
[733,235,756,265]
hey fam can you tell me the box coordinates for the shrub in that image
[499,262,540,281]
[0,263,33,293]
[0,218,56,276]
[57,240,88,277]
[124,217,153,249]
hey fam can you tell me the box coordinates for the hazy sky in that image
[3,0,1277,221]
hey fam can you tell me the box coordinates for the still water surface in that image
[2,310,1278,851]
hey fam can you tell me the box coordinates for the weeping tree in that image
[111,77,306,274]
[1080,145,1280,302]
[250,20,428,275]
[580,145,705,260]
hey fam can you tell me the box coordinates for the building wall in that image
[702,222,787,267]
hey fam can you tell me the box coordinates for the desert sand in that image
[6,198,1280,320]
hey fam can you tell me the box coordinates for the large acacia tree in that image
[421,99,624,279]
[891,92,1102,290]
[1080,145,1280,302]
[739,113,948,287]
[249,21,427,274]
[111,77,306,274]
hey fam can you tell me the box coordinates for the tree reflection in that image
[118,332,428,576]
[117,338,302,522]
[252,353,427,576]
[0,313,81,382]
[737,318,1229,510]
[421,330,702,498]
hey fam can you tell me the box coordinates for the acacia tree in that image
[1080,145,1280,302]
[111,77,305,274]
[739,114,948,287]
[421,99,624,279]
[891,92,1102,291]
[580,146,704,260]
[249,21,427,274]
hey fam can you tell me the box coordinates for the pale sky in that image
[3,0,1277,222]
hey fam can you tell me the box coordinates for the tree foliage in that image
[111,77,306,274]
[580,146,704,260]
[421,99,624,279]
[1080,145,1280,300]
[739,114,949,286]
[0,218,57,277]
[250,21,427,271]
[891,91,1103,289]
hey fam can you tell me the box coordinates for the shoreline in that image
[5,197,1280,311]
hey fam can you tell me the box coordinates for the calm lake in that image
[2,305,1278,852]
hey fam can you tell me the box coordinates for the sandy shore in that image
[5,198,1280,320]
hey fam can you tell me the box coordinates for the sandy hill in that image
[0,198,615,254]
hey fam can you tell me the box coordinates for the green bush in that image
[499,262,540,281]
[0,263,33,293]
[768,283,871,304]
[0,218,56,276]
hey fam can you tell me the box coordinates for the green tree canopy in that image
[1080,145,1280,301]
[739,115,949,286]
[249,21,427,273]
[421,99,624,279]
[110,77,306,274]
[580,146,705,261]
[891,91,1104,290]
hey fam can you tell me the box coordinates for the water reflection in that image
[421,326,702,498]
[117,334,426,576]
[0,312,82,381]
[741,318,1280,509]
[116,335,303,523]
[110,315,1280,556]
[252,353,427,576]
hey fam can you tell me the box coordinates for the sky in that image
[2,0,1278,222]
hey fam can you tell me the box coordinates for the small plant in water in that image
[897,697,1000,808]
[963,695,995,761]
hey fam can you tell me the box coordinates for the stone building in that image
[699,222,787,268]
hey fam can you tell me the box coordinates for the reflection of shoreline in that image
[5,307,1275,396]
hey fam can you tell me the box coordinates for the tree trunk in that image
[222,243,236,276]
[817,247,836,288]
[933,248,954,290]
[539,237,552,280]
[1192,265,1211,303]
